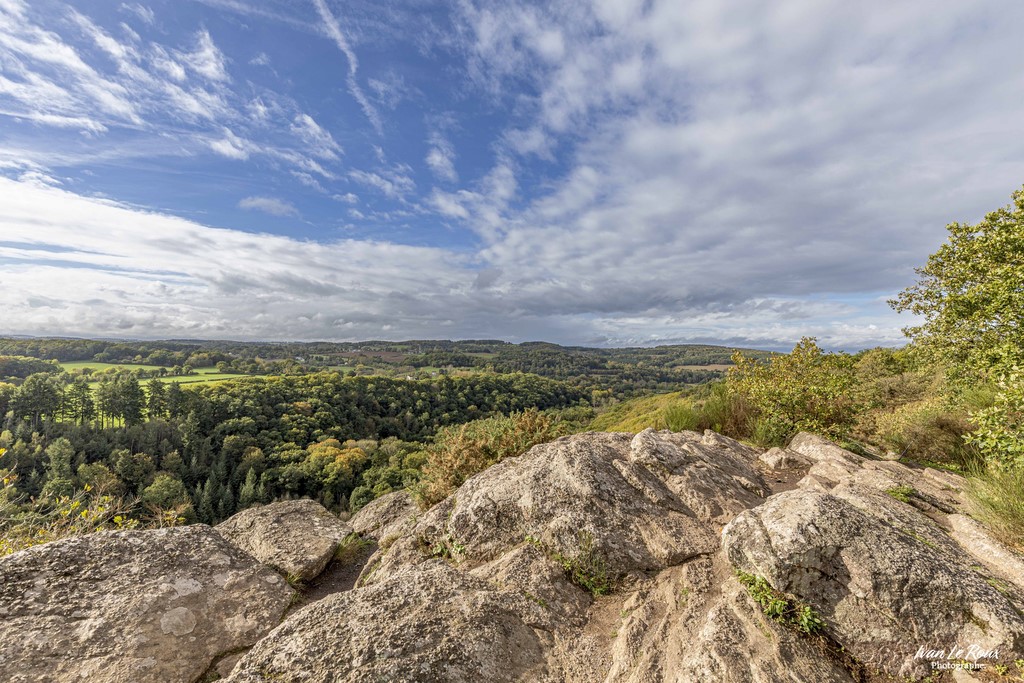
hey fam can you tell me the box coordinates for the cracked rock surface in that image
[0,525,293,683]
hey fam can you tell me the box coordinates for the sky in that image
[1,0,1023,350]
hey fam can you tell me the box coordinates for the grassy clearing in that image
[588,392,688,432]
[150,370,245,385]
[74,367,247,393]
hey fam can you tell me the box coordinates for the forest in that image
[0,369,588,535]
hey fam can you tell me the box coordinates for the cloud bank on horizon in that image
[1,0,1023,349]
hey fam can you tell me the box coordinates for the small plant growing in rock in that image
[885,485,915,503]
[736,571,825,636]
[334,532,373,564]
[557,531,611,597]
[422,533,466,563]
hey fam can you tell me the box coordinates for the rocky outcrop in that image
[217,499,352,582]
[349,489,418,544]
[724,489,1024,676]
[362,430,768,589]
[8,429,1024,682]
[0,525,293,683]
[225,561,566,683]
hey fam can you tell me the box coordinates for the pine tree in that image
[239,468,259,509]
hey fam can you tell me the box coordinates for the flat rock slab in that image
[217,499,352,582]
[0,525,293,683]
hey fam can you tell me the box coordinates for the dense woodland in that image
[0,369,587,526]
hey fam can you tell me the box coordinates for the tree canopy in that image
[891,185,1024,382]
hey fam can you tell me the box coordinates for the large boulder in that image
[224,561,564,683]
[0,525,293,683]
[723,488,1024,676]
[366,429,768,586]
[217,499,352,582]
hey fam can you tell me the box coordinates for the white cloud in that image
[70,10,136,64]
[208,128,255,160]
[430,190,469,219]
[151,46,187,82]
[292,171,326,192]
[0,177,472,341]
[180,29,229,82]
[290,113,342,159]
[120,3,155,26]
[238,195,299,217]
[425,133,457,182]
[349,167,415,199]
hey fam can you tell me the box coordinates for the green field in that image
[57,362,247,389]
[59,361,164,373]
[149,370,247,386]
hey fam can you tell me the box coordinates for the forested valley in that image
[0,339,759,549]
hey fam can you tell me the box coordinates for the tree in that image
[113,449,156,493]
[141,473,190,510]
[116,375,145,427]
[12,373,62,430]
[891,185,1024,383]
[66,378,95,426]
[40,438,75,498]
[238,468,261,508]
[147,379,167,420]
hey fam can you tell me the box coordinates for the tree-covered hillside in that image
[0,370,587,536]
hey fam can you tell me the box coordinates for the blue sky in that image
[1,0,1023,348]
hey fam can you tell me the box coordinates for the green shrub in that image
[556,531,611,597]
[663,403,699,431]
[966,367,1024,470]
[348,485,374,513]
[884,485,915,503]
[0,464,141,556]
[747,416,789,448]
[868,397,976,466]
[411,410,562,508]
[728,338,859,441]
[690,382,754,438]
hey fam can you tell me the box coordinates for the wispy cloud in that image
[208,128,255,160]
[179,29,229,82]
[290,113,342,159]
[119,3,155,26]
[238,195,299,217]
[349,167,415,200]
[309,0,383,135]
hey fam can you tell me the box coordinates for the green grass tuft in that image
[736,570,825,636]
